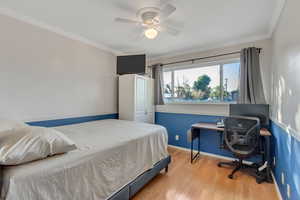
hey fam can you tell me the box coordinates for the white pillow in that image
[0,126,77,165]
[0,119,28,132]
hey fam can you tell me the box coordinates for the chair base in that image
[218,159,263,183]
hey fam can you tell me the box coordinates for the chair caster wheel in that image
[228,174,234,179]
[256,177,264,184]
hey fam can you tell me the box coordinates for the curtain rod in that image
[149,48,262,67]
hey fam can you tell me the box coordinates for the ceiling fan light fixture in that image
[145,28,158,39]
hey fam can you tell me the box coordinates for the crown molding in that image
[0,7,123,55]
[267,0,286,37]
[149,33,270,62]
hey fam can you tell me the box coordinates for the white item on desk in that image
[216,120,224,128]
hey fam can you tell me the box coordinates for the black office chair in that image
[218,116,261,180]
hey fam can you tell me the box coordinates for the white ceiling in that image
[0,0,283,58]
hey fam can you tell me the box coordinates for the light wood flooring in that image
[132,147,278,200]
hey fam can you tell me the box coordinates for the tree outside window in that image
[163,61,240,103]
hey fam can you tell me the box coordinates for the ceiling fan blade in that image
[165,27,180,36]
[159,24,180,36]
[114,1,137,14]
[129,26,145,40]
[160,3,176,19]
[160,0,174,6]
[114,18,140,24]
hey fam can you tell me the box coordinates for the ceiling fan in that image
[114,1,180,39]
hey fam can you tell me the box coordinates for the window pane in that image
[162,61,241,104]
[163,71,173,101]
[222,62,240,102]
[169,65,220,103]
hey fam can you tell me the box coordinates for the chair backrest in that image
[224,116,260,157]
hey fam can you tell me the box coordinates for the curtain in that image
[152,64,165,105]
[239,47,266,104]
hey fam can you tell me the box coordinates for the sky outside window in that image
[223,62,240,92]
[174,65,220,88]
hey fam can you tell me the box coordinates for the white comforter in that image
[1,119,168,200]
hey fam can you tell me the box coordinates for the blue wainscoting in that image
[155,112,235,158]
[27,113,118,127]
[270,121,300,200]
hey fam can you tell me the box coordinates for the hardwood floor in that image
[132,147,278,200]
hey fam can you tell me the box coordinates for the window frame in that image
[163,58,241,105]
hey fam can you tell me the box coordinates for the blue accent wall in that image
[155,112,234,158]
[270,121,300,200]
[27,113,118,127]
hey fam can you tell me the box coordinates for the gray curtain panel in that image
[152,64,165,105]
[239,47,266,104]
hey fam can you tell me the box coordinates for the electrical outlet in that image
[287,184,291,199]
[281,172,285,185]
[175,135,179,141]
[273,157,276,166]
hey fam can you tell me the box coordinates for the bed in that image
[0,119,170,200]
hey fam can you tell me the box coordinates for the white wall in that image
[151,39,272,116]
[270,0,300,140]
[0,14,117,122]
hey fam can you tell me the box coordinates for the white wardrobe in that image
[119,74,154,123]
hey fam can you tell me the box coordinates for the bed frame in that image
[109,155,171,200]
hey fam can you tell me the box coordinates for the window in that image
[163,60,240,103]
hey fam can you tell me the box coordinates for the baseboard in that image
[168,144,253,164]
[271,172,283,200]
